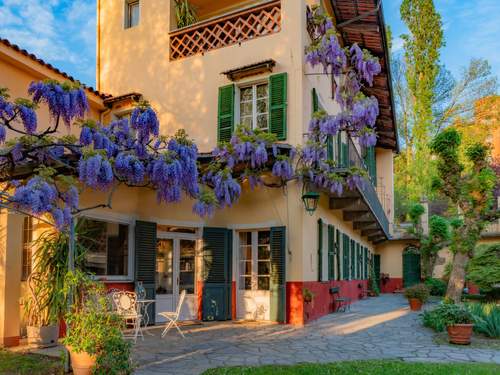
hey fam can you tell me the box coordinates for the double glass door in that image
[156,238,196,322]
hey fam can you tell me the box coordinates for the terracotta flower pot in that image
[408,298,423,311]
[447,324,473,345]
[26,324,59,347]
[67,346,97,375]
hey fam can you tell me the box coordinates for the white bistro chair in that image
[112,291,143,342]
[158,289,187,338]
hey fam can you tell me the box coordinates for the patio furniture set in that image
[108,289,187,342]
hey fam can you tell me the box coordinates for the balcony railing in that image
[169,0,281,61]
[483,220,500,237]
[329,133,390,240]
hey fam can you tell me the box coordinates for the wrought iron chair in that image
[158,289,187,338]
[112,291,143,342]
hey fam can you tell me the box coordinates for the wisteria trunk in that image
[445,251,470,304]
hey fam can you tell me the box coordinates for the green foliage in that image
[174,0,198,28]
[429,215,449,239]
[424,278,447,296]
[23,223,90,327]
[368,260,380,296]
[202,360,500,375]
[408,203,425,226]
[467,243,500,295]
[422,303,474,332]
[62,271,132,374]
[466,303,500,338]
[404,283,430,302]
[0,349,62,375]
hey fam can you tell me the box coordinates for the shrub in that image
[62,271,132,374]
[424,278,447,296]
[404,284,430,303]
[467,243,500,299]
[466,303,500,338]
[422,303,474,332]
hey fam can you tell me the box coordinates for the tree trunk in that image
[445,251,470,303]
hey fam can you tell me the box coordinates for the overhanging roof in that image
[330,0,399,152]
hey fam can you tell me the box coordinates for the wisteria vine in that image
[0,5,382,229]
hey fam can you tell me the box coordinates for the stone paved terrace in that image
[133,294,500,375]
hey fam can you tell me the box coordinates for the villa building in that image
[0,0,402,347]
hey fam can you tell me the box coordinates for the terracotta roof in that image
[0,38,111,100]
[330,0,399,151]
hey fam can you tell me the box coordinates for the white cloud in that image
[392,37,404,53]
[0,0,96,85]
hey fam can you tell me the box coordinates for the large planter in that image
[67,346,97,375]
[447,324,473,345]
[408,298,423,311]
[26,324,59,347]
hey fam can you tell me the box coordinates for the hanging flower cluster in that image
[195,125,295,216]
[301,5,382,193]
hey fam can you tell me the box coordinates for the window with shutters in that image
[79,216,133,279]
[239,230,271,291]
[21,216,33,281]
[239,83,269,131]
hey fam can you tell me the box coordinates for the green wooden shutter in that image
[403,250,421,288]
[269,73,287,140]
[364,146,377,186]
[270,226,286,323]
[374,254,381,289]
[357,243,361,280]
[317,219,323,282]
[364,247,368,279]
[336,229,341,281]
[339,133,349,167]
[350,239,356,280]
[342,233,349,280]
[312,88,319,112]
[202,227,232,321]
[328,225,335,280]
[135,220,157,322]
[217,84,235,143]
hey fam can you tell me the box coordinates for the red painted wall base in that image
[1,336,20,347]
[380,277,403,293]
[286,280,369,325]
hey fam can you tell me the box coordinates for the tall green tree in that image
[397,0,444,201]
[430,129,498,303]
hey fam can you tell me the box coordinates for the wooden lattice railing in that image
[169,0,281,61]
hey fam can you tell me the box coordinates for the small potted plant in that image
[303,288,315,304]
[62,271,132,375]
[404,283,430,311]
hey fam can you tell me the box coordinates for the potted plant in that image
[303,288,315,304]
[443,304,474,345]
[62,271,132,375]
[404,283,430,311]
[174,0,198,28]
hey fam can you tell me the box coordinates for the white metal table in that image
[136,299,156,335]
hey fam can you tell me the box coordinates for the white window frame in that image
[79,212,135,282]
[235,228,272,291]
[236,80,269,131]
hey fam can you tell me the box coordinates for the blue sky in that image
[1,0,499,88]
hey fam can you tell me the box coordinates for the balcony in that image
[169,0,281,61]
[482,220,500,237]
[328,134,390,243]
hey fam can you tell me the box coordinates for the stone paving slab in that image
[133,295,500,375]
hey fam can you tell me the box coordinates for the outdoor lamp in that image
[301,191,320,215]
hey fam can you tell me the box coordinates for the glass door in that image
[156,238,197,322]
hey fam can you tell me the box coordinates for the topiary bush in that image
[467,243,500,300]
[425,278,447,296]
[404,283,430,303]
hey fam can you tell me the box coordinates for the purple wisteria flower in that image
[0,125,5,143]
[78,154,113,190]
[16,104,37,134]
[349,44,381,86]
[130,104,159,144]
[192,200,216,217]
[114,153,145,184]
[272,158,294,180]
[28,80,88,125]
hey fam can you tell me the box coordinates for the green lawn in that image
[0,350,62,375]
[202,360,500,375]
